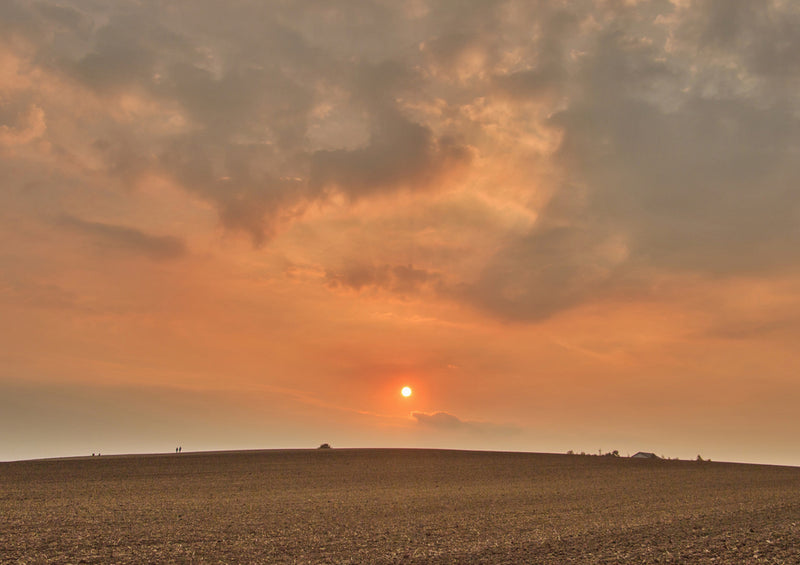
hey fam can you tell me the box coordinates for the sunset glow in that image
[1,0,800,466]
[401,387,413,398]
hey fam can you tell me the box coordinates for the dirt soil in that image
[2,449,799,563]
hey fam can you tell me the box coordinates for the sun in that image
[401,386,412,397]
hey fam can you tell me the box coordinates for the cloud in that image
[325,263,440,295]
[411,411,519,436]
[457,225,630,321]
[544,8,800,277]
[3,1,474,243]
[679,0,800,77]
[4,0,800,322]
[0,105,46,147]
[57,215,187,261]
[298,0,800,322]
[1,279,79,311]
[443,0,800,321]
[158,142,311,245]
[309,109,472,199]
[708,316,800,341]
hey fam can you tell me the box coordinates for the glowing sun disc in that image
[401,386,412,397]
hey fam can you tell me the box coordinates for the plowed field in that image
[2,449,799,563]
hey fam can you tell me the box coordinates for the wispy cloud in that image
[57,215,187,261]
[325,263,441,295]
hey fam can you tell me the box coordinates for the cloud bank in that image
[3,0,798,322]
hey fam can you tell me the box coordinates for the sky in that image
[2,0,800,465]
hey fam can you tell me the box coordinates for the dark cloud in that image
[326,263,440,295]
[310,109,472,198]
[34,2,91,37]
[454,0,800,321]
[490,8,577,102]
[547,13,800,275]
[5,0,800,323]
[72,14,172,92]
[158,139,310,245]
[681,0,800,77]
[308,59,473,198]
[412,411,519,436]
[57,215,187,261]
[10,1,473,241]
[162,58,314,143]
[0,0,45,40]
[458,225,629,322]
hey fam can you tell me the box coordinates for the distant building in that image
[631,452,659,459]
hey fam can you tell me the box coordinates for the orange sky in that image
[2,0,800,464]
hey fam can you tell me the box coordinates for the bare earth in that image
[2,449,800,564]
